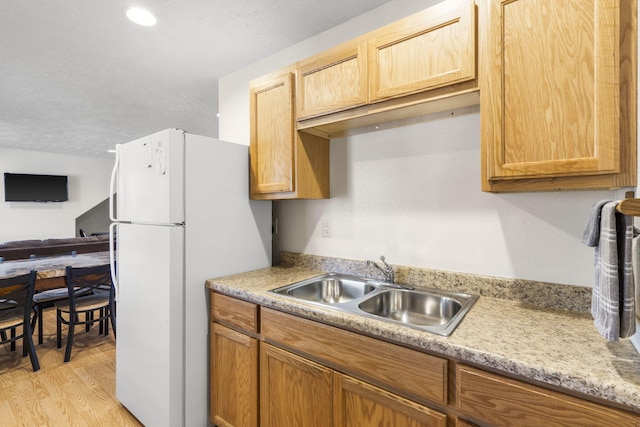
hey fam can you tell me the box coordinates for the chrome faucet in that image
[366,255,396,283]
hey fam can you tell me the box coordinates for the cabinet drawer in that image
[211,292,259,334]
[456,364,640,426]
[261,308,447,405]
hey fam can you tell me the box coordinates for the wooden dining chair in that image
[55,264,116,363]
[32,280,91,345]
[0,270,40,371]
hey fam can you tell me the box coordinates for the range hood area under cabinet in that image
[248,0,637,200]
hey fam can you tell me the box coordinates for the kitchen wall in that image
[0,147,114,241]
[219,0,635,287]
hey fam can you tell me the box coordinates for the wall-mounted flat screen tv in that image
[4,173,69,202]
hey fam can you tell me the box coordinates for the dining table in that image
[0,251,112,290]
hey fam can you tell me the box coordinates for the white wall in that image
[0,148,114,241]
[219,0,634,287]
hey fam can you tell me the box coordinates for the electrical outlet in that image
[322,219,332,237]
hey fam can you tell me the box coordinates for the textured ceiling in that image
[0,0,389,158]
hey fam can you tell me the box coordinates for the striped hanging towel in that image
[583,201,636,341]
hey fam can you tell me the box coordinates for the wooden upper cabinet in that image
[250,71,295,195]
[296,39,368,120]
[249,69,330,200]
[481,0,637,192]
[295,0,479,135]
[369,0,476,102]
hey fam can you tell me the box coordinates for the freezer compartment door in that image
[116,128,185,224]
[115,223,185,427]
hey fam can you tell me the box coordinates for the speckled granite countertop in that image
[206,265,640,413]
[0,251,111,279]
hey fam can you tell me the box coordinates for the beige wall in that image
[0,147,113,241]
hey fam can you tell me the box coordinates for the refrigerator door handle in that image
[109,222,119,302]
[109,144,120,222]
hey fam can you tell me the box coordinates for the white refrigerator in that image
[108,128,271,427]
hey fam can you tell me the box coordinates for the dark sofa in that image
[0,235,110,261]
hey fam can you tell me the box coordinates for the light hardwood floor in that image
[0,308,143,426]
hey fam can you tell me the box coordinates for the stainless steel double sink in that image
[270,273,478,336]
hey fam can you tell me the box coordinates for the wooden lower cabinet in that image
[260,342,447,427]
[260,307,448,406]
[210,292,640,426]
[210,323,259,427]
[457,364,640,426]
[479,0,637,192]
[334,373,447,427]
[260,343,333,427]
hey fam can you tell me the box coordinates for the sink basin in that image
[271,274,380,304]
[358,289,462,326]
[270,273,478,336]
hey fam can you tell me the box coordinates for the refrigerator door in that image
[182,134,272,427]
[116,128,185,224]
[115,222,185,427]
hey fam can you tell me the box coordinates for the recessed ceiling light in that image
[125,7,157,26]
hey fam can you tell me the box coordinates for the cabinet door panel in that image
[261,307,447,406]
[210,323,258,427]
[457,365,640,426]
[297,40,368,119]
[260,343,333,427]
[481,0,634,188]
[249,72,295,194]
[369,0,476,101]
[334,374,447,427]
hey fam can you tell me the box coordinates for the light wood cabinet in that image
[457,364,640,426]
[261,307,448,405]
[295,0,479,136]
[210,323,258,427]
[210,293,260,427]
[260,343,333,427]
[259,340,447,427]
[296,39,368,120]
[250,1,479,198]
[249,68,330,200]
[480,0,637,192]
[210,292,640,426]
[249,71,295,195]
[368,0,476,102]
[211,292,259,333]
[334,373,447,427]
[260,308,449,425]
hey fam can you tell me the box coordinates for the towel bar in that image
[616,191,640,216]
